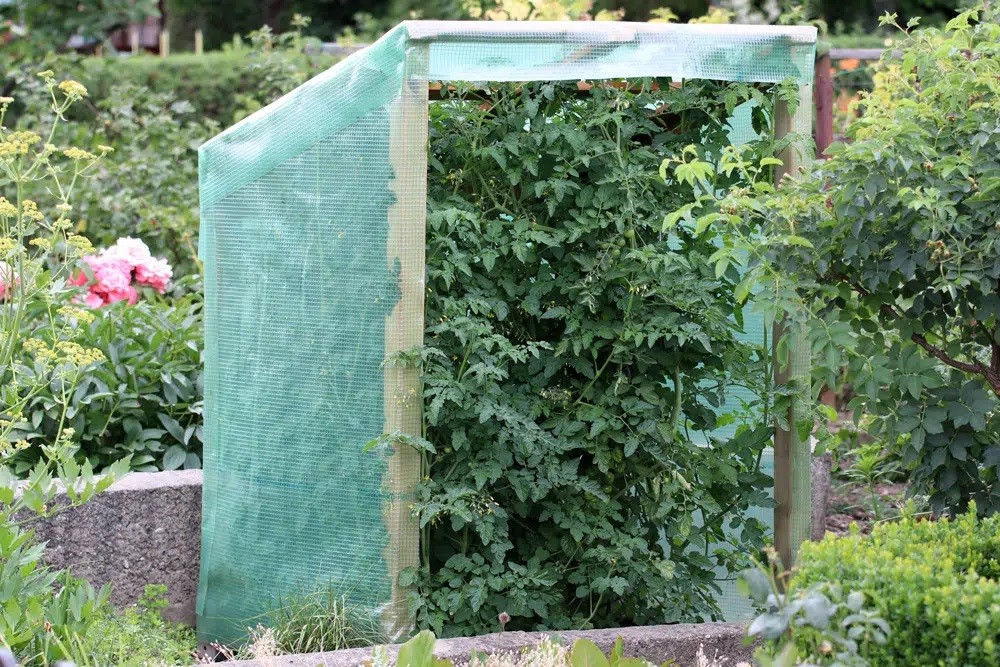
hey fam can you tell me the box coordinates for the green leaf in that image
[159,412,186,443]
[397,630,437,667]
[738,567,772,605]
[609,637,624,667]
[572,639,611,667]
[162,445,186,471]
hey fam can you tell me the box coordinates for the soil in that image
[824,477,909,536]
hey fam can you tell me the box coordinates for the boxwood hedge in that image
[793,509,1000,666]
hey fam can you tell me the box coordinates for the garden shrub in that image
[690,3,1000,515]
[0,22,329,478]
[8,277,203,474]
[68,83,215,279]
[1,75,202,476]
[792,509,1000,666]
[77,22,337,125]
[78,52,252,124]
[405,79,790,635]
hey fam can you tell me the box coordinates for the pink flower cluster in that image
[0,261,16,300]
[72,238,172,308]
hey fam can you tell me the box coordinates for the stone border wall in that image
[229,623,752,667]
[33,469,202,625]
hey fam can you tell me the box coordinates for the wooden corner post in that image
[773,82,814,570]
[382,41,430,640]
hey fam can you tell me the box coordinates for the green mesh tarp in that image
[198,20,816,644]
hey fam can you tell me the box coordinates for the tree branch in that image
[848,281,984,375]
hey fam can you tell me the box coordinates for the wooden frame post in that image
[773,85,814,570]
[382,42,430,640]
[813,53,834,157]
[159,30,170,57]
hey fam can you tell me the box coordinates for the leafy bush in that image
[0,456,130,665]
[71,24,326,278]
[2,56,206,478]
[9,0,158,45]
[399,79,789,636]
[1,72,130,663]
[8,278,203,474]
[689,3,1000,515]
[67,83,215,279]
[792,508,1000,666]
[740,551,889,667]
[76,31,336,125]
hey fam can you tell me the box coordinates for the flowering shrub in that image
[71,237,172,307]
[2,75,199,478]
[1,72,130,665]
[6,281,203,475]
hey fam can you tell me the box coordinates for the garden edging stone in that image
[31,469,202,625]
[228,622,752,667]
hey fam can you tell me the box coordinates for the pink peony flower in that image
[83,291,105,308]
[134,256,172,293]
[72,237,172,307]
[0,261,17,300]
[87,255,132,292]
[104,237,152,264]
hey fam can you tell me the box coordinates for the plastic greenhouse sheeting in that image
[197,20,817,644]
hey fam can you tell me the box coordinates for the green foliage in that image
[400,79,786,636]
[77,51,283,125]
[227,17,331,122]
[0,453,130,664]
[2,39,336,130]
[838,442,901,522]
[0,22,324,477]
[7,280,203,474]
[395,630,437,667]
[740,553,888,667]
[820,0,965,34]
[1,0,159,45]
[793,507,1000,666]
[72,585,197,667]
[68,84,216,278]
[163,0,392,52]
[688,3,1000,515]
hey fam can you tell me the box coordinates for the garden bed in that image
[31,460,831,634]
[227,623,752,667]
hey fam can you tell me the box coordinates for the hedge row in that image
[76,50,338,124]
[793,510,1000,666]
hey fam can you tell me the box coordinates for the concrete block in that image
[228,622,752,667]
[31,469,202,625]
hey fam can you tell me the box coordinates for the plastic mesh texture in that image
[198,20,816,644]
